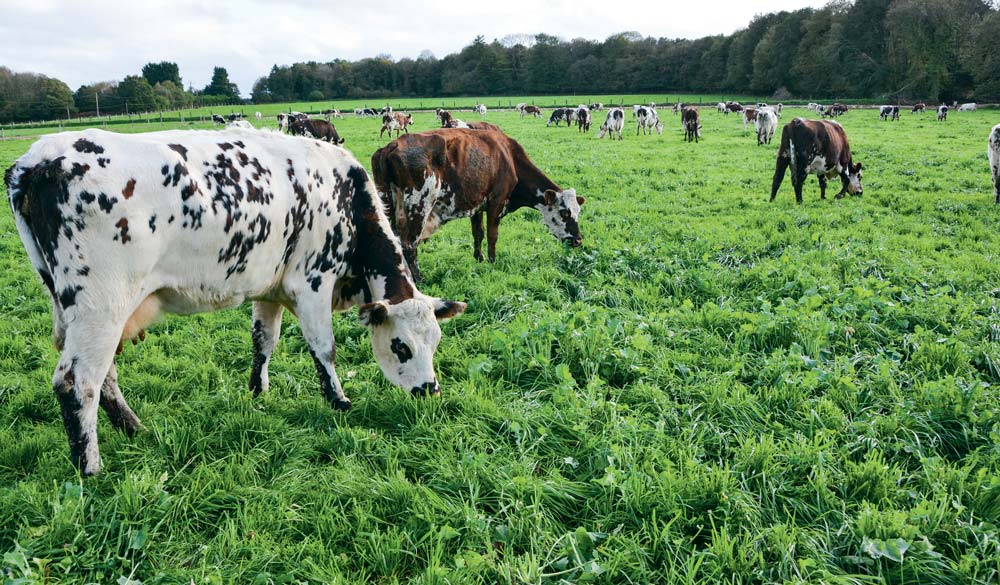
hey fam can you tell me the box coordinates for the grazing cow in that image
[912,103,926,114]
[465,121,502,131]
[515,103,527,113]
[289,118,345,144]
[371,129,584,280]
[726,102,743,114]
[436,109,454,127]
[879,105,900,121]
[444,119,471,129]
[547,108,572,127]
[672,103,683,115]
[824,104,848,117]
[211,114,226,125]
[682,107,701,143]
[6,128,467,474]
[474,104,487,116]
[958,103,977,112]
[775,103,783,117]
[597,108,625,140]
[322,109,343,120]
[521,105,541,118]
[632,104,643,117]
[227,120,254,130]
[226,113,243,122]
[354,108,364,117]
[770,118,863,203]
[363,108,379,118]
[380,105,393,115]
[990,124,1000,204]
[589,103,604,110]
[757,102,768,109]
[756,109,777,145]
[255,111,262,121]
[937,105,948,121]
[380,112,414,139]
[636,106,663,135]
[717,102,727,114]
[742,108,758,131]
[576,106,592,132]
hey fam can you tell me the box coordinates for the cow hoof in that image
[331,397,352,411]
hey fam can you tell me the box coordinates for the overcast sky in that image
[0,0,828,96]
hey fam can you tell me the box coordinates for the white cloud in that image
[0,0,827,95]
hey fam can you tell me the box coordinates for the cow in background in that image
[682,107,701,143]
[597,108,625,140]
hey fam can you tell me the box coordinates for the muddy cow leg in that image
[249,301,284,397]
[294,287,350,411]
[99,362,143,437]
[471,212,485,262]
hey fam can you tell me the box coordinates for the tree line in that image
[3,0,1000,124]
[0,63,241,123]
[251,0,1000,104]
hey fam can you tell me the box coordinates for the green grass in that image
[3,105,1000,584]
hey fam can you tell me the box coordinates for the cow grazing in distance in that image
[227,120,254,130]
[717,102,727,114]
[770,118,863,203]
[6,128,467,475]
[682,107,701,143]
[636,106,663,135]
[990,125,1000,204]
[937,105,948,121]
[380,112,413,139]
[597,108,625,140]
[289,118,345,144]
[255,111,262,121]
[521,105,541,118]
[515,103,527,113]
[371,129,584,280]
[322,109,343,120]
[756,108,777,145]
[879,105,900,121]
[362,108,379,118]
[380,105,393,115]
[742,108,758,131]
[474,104,487,116]
[958,103,977,112]
[726,102,744,114]
[226,113,243,122]
[912,103,926,114]
[589,102,604,110]
[436,109,454,127]
[576,106,592,132]
[211,114,226,125]
[823,104,848,117]
[672,102,683,115]
[775,103,783,117]
[547,108,572,127]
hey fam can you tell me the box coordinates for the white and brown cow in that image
[6,128,466,475]
[371,129,584,280]
[989,124,1000,204]
[521,105,542,118]
[912,102,926,114]
[289,118,345,144]
[380,112,413,139]
[742,108,758,132]
[770,118,863,203]
[576,106,592,132]
[597,108,625,140]
[682,107,701,143]
[436,109,454,127]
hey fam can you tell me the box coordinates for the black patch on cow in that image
[79,191,96,204]
[114,218,131,243]
[234,141,245,148]
[70,162,90,179]
[390,338,413,363]
[218,142,234,151]
[122,178,136,199]
[168,215,175,224]
[237,152,249,166]
[168,144,188,161]
[169,163,189,187]
[249,319,267,396]
[54,358,90,470]
[59,285,83,308]
[97,157,110,168]
[77,266,90,276]
[148,215,157,233]
[73,139,104,154]
[97,193,117,213]
[308,347,349,410]
[38,270,56,296]
[10,157,72,270]
[218,215,271,278]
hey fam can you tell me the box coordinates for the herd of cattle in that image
[5,98,999,474]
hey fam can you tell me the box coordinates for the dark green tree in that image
[142,61,182,87]
[203,67,240,99]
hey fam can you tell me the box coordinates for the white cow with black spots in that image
[990,124,1000,204]
[6,128,467,475]
[597,108,625,140]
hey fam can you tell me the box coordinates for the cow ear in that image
[358,301,389,327]
[543,190,557,206]
[433,299,467,322]
[576,196,586,205]
[855,162,863,171]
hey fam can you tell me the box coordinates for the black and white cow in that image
[547,108,572,127]
[990,124,1000,204]
[211,114,226,125]
[879,105,900,121]
[755,108,777,145]
[576,106,592,132]
[227,113,243,122]
[636,106,663,135]
[597,108,624,140]
[937,105,948,121]
[5,128,466,475]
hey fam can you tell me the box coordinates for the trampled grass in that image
[2,104,1000,584]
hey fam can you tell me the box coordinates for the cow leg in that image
[818,176,828,200]
[249,301,284,397]
[99,362,143,437]
[770,155,790,202]
[486,207,501,263]
[53,322,122,475]
[792,169,807,204]
[471,211,485,262]
[294,292,351,411]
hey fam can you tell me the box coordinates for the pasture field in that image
[2,105,1000,584]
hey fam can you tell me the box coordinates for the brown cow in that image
[466,121,503,131]
[380,112,413,138]
[912,102,926,114]
[682,108,701,143]
[288,118,345,144]
[742,108,757,131]
[770,118,863,203]
[522,105,542,118]
[726,102,743,114]
[436,109,454,127]
[371,129,584,280]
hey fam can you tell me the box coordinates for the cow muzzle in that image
[411,381,440,398]
[566,236,583,247]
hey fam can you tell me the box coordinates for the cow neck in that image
[508,149,559,212]
[342,166,416,306]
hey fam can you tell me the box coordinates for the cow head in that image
[358,297,466,397]
[847,162,863,195]
[538,188,584,247]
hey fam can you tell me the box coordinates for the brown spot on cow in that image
[115,218,132,243]
[122,178,136,199]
